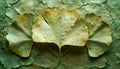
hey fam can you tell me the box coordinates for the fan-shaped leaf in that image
[32,8,88,49]
[6,13,34,57]
[86,13,112,57]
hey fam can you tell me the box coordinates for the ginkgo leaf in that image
[61,46,106,69]
[1,0,120,69]
[6,13,34,57]
[32,43,59,69]
[0,48,33,69]
[32,8,88,48]
[86,13,112,57]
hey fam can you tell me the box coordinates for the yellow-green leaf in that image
[32,8,88,48]
[6,13,33,57]
[86,13,112,57]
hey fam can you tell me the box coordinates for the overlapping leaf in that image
[6,8,112,58]
[6,13,34,57]
[86,13,112,57]
[2,0,116,68]
[32,8,88,48]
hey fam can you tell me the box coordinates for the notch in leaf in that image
[6,13,34,57]
[32,8,88,49]
[86,13,112,57]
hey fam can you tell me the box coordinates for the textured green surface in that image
[0,0,120,69]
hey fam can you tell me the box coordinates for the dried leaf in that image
[32,43,59,68]
[6,13,34,57]
[60,46,106,69]
[32,8,88,48]
[0,48,33,69]
[1,0,119,69]
[86,13,112,57]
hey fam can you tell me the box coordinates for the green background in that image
[0,0,120,69]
